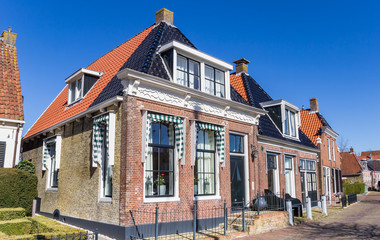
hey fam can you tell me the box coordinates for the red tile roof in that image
[0,31,23,120]
[341,152,363,176]
[299,109,323,146]
[230,74,248,102]
[360,150,380,157]
[359,154,380,161]
[24,25,153,139]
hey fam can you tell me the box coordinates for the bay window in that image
[146,122,175,197]
[195,129,216,195]
[176,55,200,90]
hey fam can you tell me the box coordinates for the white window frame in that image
[97,112,116,203]
[323,166,331,199]
[266,152,280,195]
[284,155,296,198]
[44,135,62,192]
[332,140,336,161]
[229,131,250,205]
[158,41,232,100]
[68,77,84,105]
[327,138,331,160]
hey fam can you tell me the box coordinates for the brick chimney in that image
[1,27,17,46]
[233,58,250,75]
[310,98,319,113]
[156,8,174,25]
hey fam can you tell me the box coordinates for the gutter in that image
[23,96,123,141]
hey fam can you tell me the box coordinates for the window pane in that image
[203,152,214,173]
[160,124,174,146]
[176,70,187,86]
[76,79,82,100]
[290,111,296,137]
[267,154,277,170]
[189,60,199,76]
[215,69,225,84]
[104,165,113,197]
[197,131,204,150]
[205,79,214,95]
[150,123,160,144]
[285,156,292,170]
[177,56,187,71]
[205,66,214,80]
[284,109,289,135]
[203,173,215,194]
[196,151,204,173]
[146,147,153,171]
[229,135,236,152]
[70,83,76,103]
[236,136,243,153]
[152,147,159,170]
[204,130,215,150]
[189,74,200,90]
[159,148,173,171]
[216,83,225,98]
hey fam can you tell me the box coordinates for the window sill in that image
[144,197,180,203]
[67,98,83,107]
[99,197,113,203]
[46,188,58,192]
[282,134,300,141]
[193,195,221,201]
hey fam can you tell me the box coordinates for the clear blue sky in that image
[1,0,379,153]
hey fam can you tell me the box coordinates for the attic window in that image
[66,68,102,105]
[261,100,300,140]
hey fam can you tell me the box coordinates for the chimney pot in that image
[310,98,319,113]
[156,8,174,25]
[350,147,354,153]
[233,58,250,75]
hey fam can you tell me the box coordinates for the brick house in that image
[230,60,319,206]
[21,9,270,238]
[300,99,342,203]
[0,27,24,168]
[358,150,380,190]
[341,149,374,189]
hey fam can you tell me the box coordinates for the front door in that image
[230,156,245,206]
[301,172,306,205]
[307,172,318,207]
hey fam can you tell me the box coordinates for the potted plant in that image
[154,174,166,196]
[194,178,199,194]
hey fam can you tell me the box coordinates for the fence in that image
[17,230,98,240]
[129,191,288,240]
[341,193,357,207]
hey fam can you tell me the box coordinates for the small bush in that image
[0,218,32,236]
[15,160,35,174]
[343,181,365,194]
[0,208,25,220]
[0,169,37,215]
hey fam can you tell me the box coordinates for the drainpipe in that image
[12,123,21,167]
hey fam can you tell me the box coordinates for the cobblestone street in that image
[238,192,380,239]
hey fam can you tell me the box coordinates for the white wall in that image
[0,123,23,168]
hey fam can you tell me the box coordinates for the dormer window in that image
[66,68,103,105]
[261,100,300,140]
[159,41,232,99]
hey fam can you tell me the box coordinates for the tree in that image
[338,136,349,152]
[14,160,35,174]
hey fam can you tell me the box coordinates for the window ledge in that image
[99,197,113,203]
[67,98,83,107]
[193,195,221,201]
[144,197,180,203]
[282,135,300,141]
[46,188,58,192]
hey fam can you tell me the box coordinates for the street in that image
[238,192,380,239]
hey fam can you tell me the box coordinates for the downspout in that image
[12,123,21,167]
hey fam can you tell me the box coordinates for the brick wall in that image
[22,105,122,225]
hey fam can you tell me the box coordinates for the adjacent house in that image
[300,99,342,203]
[22,9,268,238]
[358,150,380,189]
[0,27,24,168]
[341,148,373,189]
[230,60,319,206]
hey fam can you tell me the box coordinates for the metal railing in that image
[341,193,357,207]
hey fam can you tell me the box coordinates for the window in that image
[146,122,175,197]
[43,136,61,190]
[67,69,101,105]
[0,142,5,168]
[284,109,296,137]
[230,134,244,153]
[332,140,336,161]
[267,153,279,194]
[92,113,116,199]
[176,55,200,90]
[69,78,83,104]
[195,129,215,195]
[205,65,225,97]
[323,167,330,196]
[327,138,331,160]
[284,155,295,197]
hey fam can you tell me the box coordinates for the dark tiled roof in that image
[230,86,249,105]
[0,31,24,120]
[367,160,380,171]
[316,112,332,129]
[231,73,316,149]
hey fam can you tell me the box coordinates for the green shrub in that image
[0,208,25,220]
[0,218,32,236]
[15,160,35,174]
[343,181,365,194]
[0,169,37,215]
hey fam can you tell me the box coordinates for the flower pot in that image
[159,185,166,196]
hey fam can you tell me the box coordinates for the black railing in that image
[341,193,357,207]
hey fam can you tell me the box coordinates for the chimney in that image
[350,147,354,153]
[1,27,17,46]
[310,98,319,113]
[233,58,250,75]
[156,8,174,25]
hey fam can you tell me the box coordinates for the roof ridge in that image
[86,24,155,70]
[241,73,273,106]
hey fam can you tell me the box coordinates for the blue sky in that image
[1,1,379,153]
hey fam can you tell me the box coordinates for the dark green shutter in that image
[0,142,6,168]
